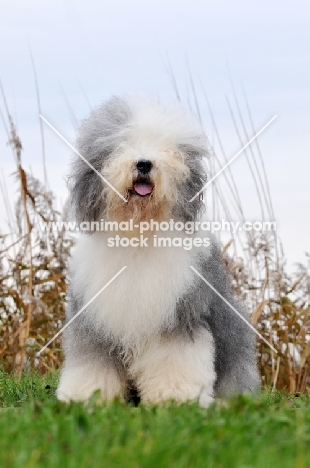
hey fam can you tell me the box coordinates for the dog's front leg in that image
[57,353,126,403]
[57,356,126,403]
[130,328,215,408]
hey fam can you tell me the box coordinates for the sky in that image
[0,0,309,269]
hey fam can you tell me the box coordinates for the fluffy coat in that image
[57,95,260,406]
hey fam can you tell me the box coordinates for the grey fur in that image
[64,301,128,380]
[63,238,260,399]
[62,95,260,402]
[174,242,260,396]
[69,96,208,224]
[69,96,132,223]
[174,143,208,222]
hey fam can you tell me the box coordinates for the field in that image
[0,372,309,468]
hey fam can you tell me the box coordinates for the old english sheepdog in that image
[57,95,260,407]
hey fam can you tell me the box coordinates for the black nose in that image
[136,159,153,174]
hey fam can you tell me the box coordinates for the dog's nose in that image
[136,159,153,174]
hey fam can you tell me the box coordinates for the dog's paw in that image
[57,363,125,403]
[130,329,216,408]
[140,381,214,408]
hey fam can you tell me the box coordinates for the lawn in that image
[0,372,309,468]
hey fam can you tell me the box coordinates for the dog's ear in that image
[176,143,208,221]
[68,96,132,224]
[68,159,105,224]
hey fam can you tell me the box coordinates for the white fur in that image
[70,231,210,352]
[57,327,215,406]
[129,328,215,407]
[58,95,219,406]
[95,95,207,155]
[57,359,125,403]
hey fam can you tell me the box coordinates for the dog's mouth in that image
[130,178,154,197]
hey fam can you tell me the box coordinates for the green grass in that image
[0,372,309,468]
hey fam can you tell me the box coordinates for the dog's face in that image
[102,145,190,223]
[70,95,208,226]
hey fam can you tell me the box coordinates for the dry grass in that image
[223,241,310,392]
[0,79,309,392]
[0,105,73,375]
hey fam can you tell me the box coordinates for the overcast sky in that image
[0,0,309,269]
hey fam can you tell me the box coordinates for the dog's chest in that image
[71,233,197,345]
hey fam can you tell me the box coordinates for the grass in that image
[0,372,309,468]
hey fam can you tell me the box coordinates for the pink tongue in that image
[134,183,153,196]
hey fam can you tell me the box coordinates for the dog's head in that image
[69,95,208,225]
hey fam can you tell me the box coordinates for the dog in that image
[57,95,260,407]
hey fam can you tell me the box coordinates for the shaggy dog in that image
[57,95,260,407]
